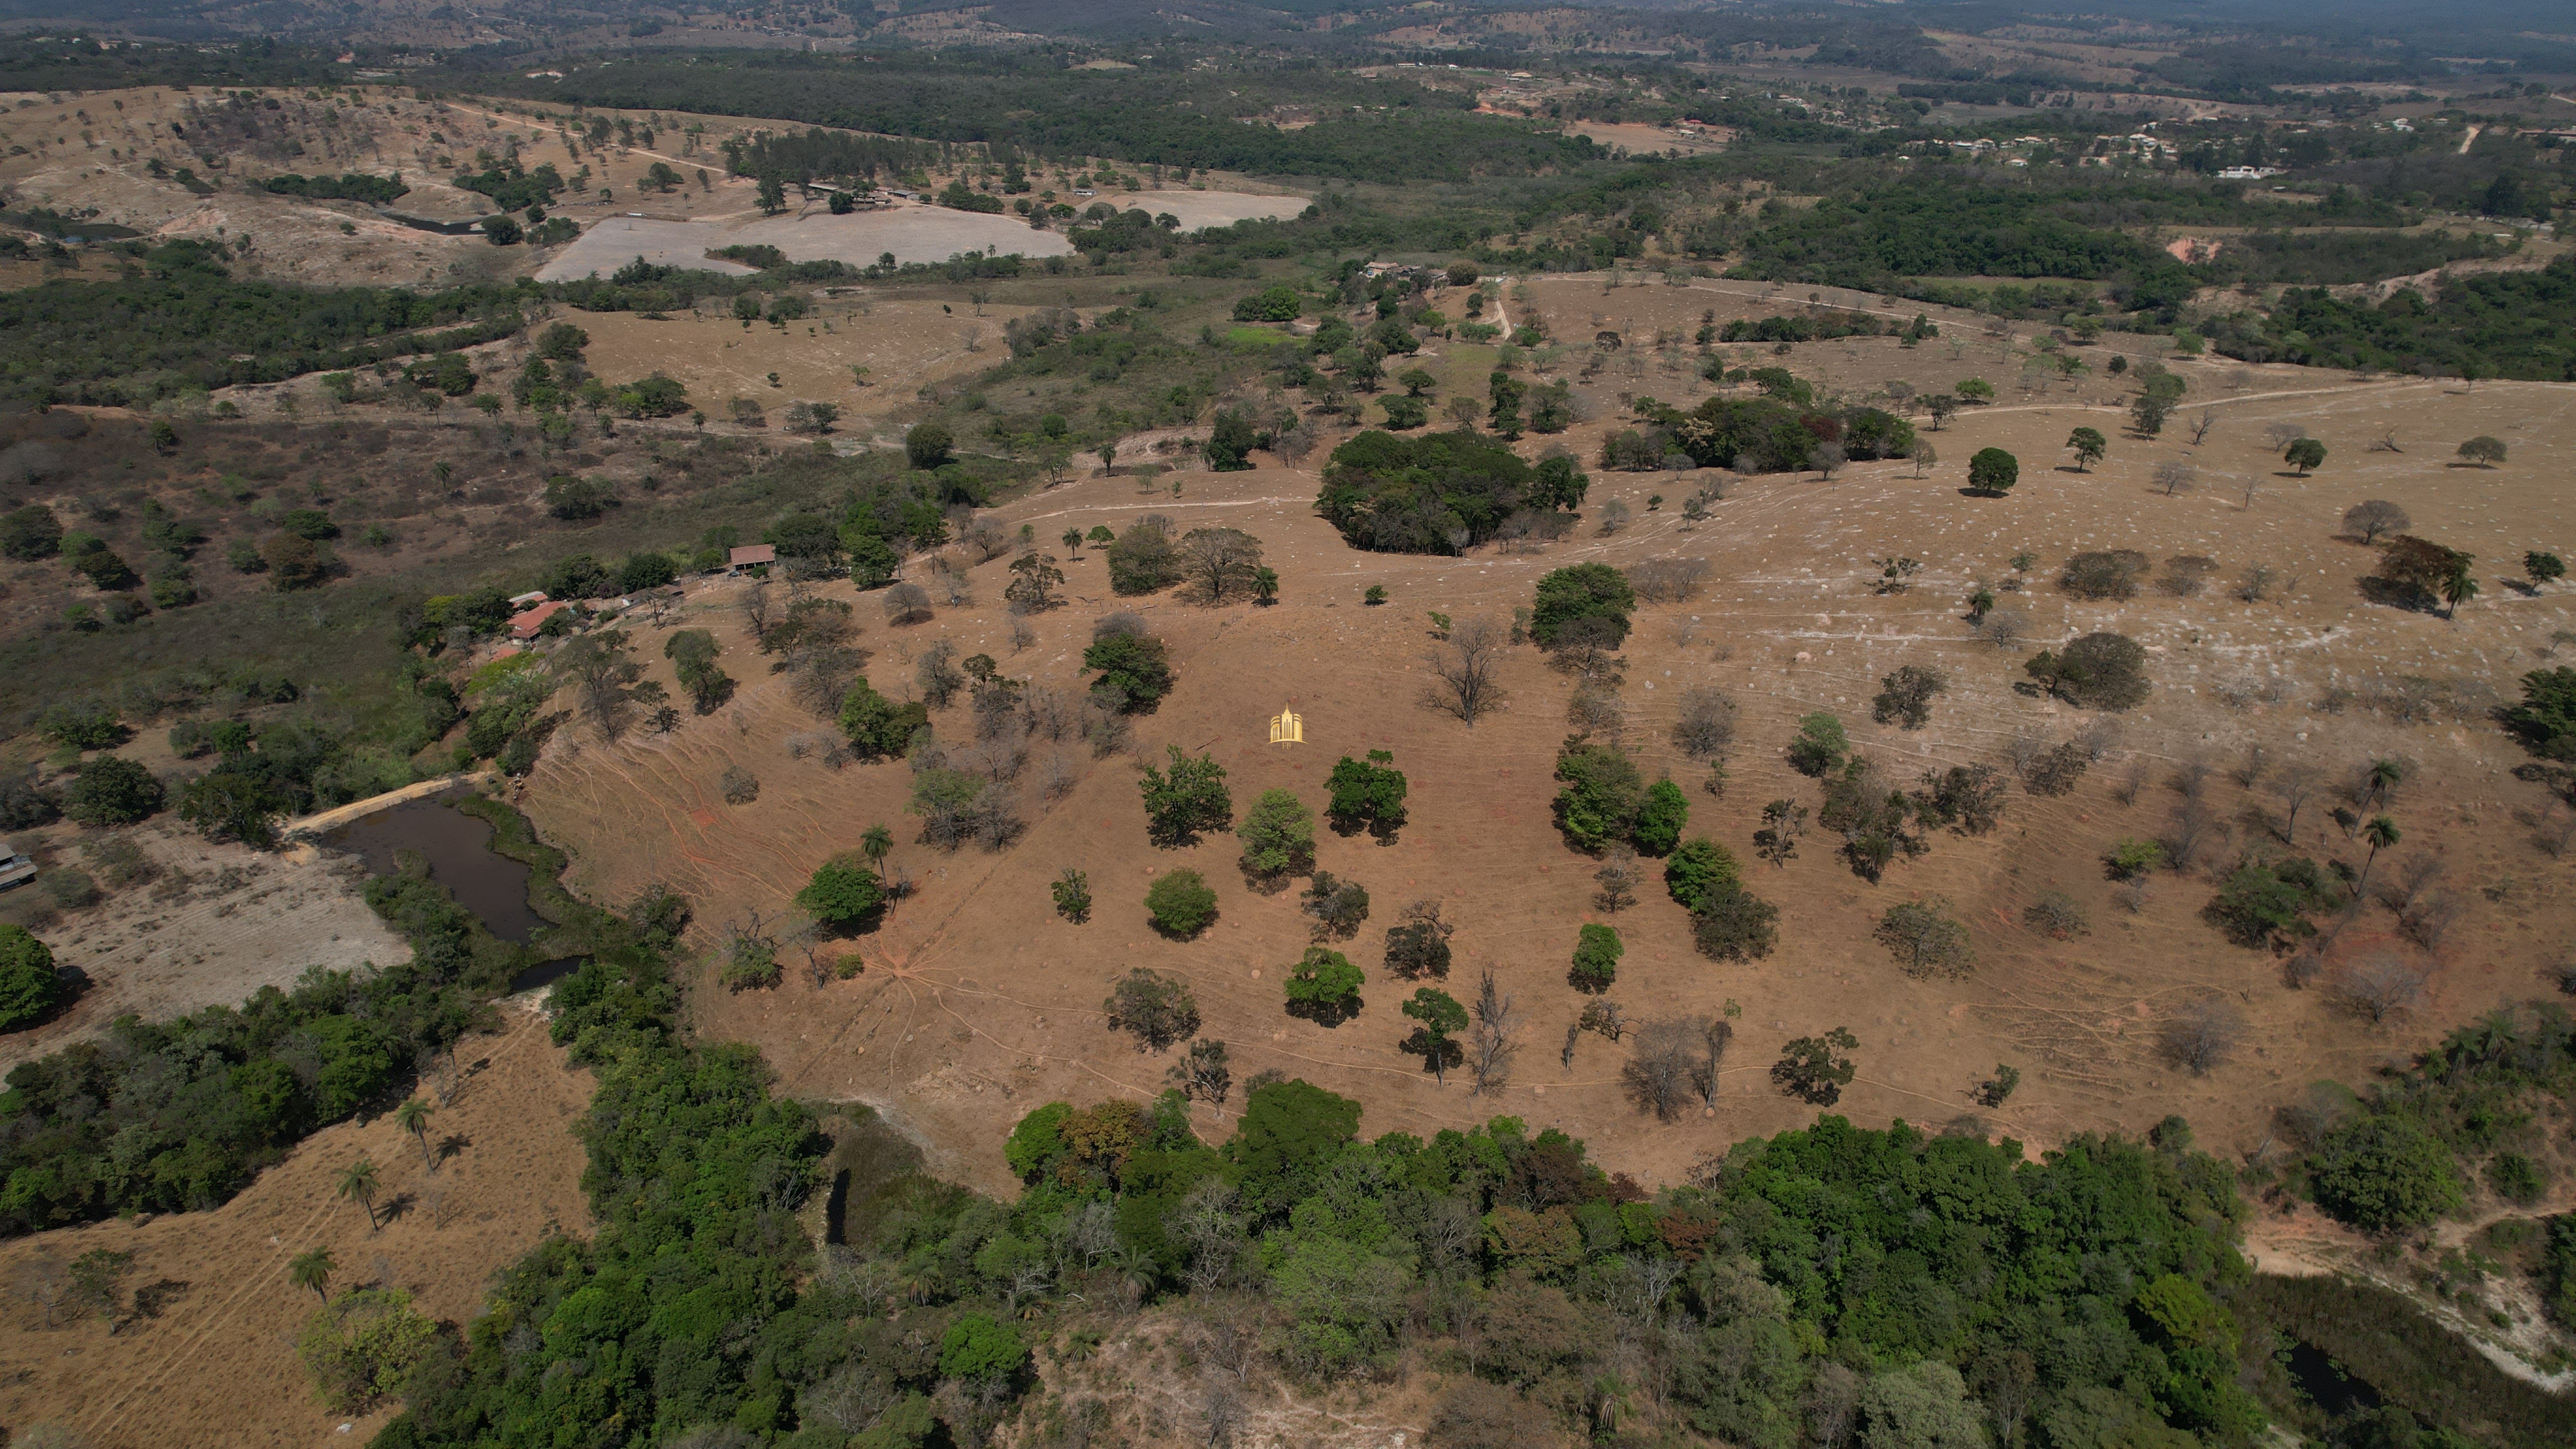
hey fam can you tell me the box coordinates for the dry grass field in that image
[512,347,2576,1223]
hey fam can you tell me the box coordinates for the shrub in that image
[1966,447,2018,494]
[1284,946,1365,1023]
[838,679,929,758]
[2204,855,2339,949]
[1631,778,1688,856]
[1670,687,1737,761]
[2307,1116,2463,1233]
[1103,966,1200,1049]
[720,766,759,805]
[2485,1151,2547,1206]
[1663,837,1739,911]
[0,506,64,561]
[1552,739,1642,851]
[65,756,165,826]
[1084,628,1174,712]
[1530,564,1634,648]
[298,1288,439,1412]
[1105,517,1183,596]
[1050,867,1091,923]
[1569,923,1622,993]
[794,853,884,932]
[1691,881,1778,962]
[2026,632,2150,709]
[1383,900,1453,979]
[1301,871,1370,940]
[2059,549,2149,600]
[1871,665,1947,730]
[1875,899,1975,979]
[1145,870,1218,936]
[0,926,60,1032]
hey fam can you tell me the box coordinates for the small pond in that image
[327,795,550,943]
[2284,1341,2380,1418]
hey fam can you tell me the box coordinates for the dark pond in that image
[506,955,586,995]
[327,795,548,944]
[2284,1341,2381,1417]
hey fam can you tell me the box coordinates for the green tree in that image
[2025,632,2151,709]
[1531,564,1635,648]
[1145,869,1218,937]
[394,1099,435,1175]
[1285,946,1365,1024]
[1050,867,1091,923]
[839,678,930,758]
[2524,551,2563,587]
[1552,739,1642,852]
[0,506,64,561]
[2283,437,2326,475]
[1401,987,1467,1084]
[0,925,60,1032]
[65,756,165,827]
[1786,711,1848,776]
[1631,778,1689,856]
[861,823,894,877]
[1957,378,1994,402]
[2457,435,2506,467]
[939,1312,1028,1385]
[1569,923,1623,993]
[2066,427,2106,472]
[2307,1116,2464,1232]
[1967,447,2019,495]
[1664,837,1740,911]
[796,852,886,932]
[1693,881,1779,962]
[1236,789,1315,879]
[1138,746,1232,846]
[905,421,953,469]
[1325,750,1408,839]
[289,1246,335,1304]
[1772,1027,1859,1105]
[1301,871,1370,940]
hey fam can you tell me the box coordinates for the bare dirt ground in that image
[0,1002,592,1449]
[0,822,410,1075]
[516,342,2576,1232]
[535,203,1077,282]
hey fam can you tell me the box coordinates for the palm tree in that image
[2359,815,2400,894]
[2439,562,2479,620]
[2365,758,2407,806]
[337,1159,380,1232]
[289,1246,335,1304]
[860,824,894,880]
[1061,526,1084,555]
[395,1098,435,1175]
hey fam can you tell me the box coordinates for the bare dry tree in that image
[1468,968,1518,1096]
[2159,998,2244,1075]
[1693,1016,1732,1109]
[2397,890,2463,951]
[2187,408,2217,445]
[1424,614,1510,726]
[2332,956,2425,1024]
[2373,853,2443,915]
[1671,685,1739,763]
[2152,462,2196,497]
[1622,1018,1701,1121]
[2273,764,2323,843]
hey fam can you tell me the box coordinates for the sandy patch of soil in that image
[0,1003,593,1449]
[0,824,410,1075]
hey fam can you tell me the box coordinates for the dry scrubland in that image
[0,1004,591,1448]
[518,340,2576,1224]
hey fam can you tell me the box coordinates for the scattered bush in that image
[297,1288,440,1412]
[2026,632,2150,709]
[1103,966,1199,1049]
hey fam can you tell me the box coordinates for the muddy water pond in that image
[328,796,550,943]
